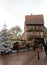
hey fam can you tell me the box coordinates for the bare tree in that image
[8,26,22,39]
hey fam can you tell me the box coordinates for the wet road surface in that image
[0,50,46,65]
[28,51,47,65]
[0,50,36,65]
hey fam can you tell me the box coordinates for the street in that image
[0,50,36,65]
[28,51,47,65]
[0,50,47,65]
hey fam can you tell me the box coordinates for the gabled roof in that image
[25,15,44,24]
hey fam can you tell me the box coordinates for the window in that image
[36,32,40,37]
[40,32,44,37]
[28,26,35,30]
[36,26,39,30]
[36,26,44,31]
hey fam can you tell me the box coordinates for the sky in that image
[0,0,47,32]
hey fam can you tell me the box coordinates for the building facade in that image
[24,14,44,44]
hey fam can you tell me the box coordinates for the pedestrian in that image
[33,40,36,51]
[40,44,43,52]
[37,49,40,60]
[33,43,36,51]
[38,51,39,60]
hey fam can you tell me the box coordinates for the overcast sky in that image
[0,0,47,32]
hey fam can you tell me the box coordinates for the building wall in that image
[24,14,44,42]
[25,25,44,38]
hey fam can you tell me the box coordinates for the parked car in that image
[12,40,26,51]
[0,41,12,55]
